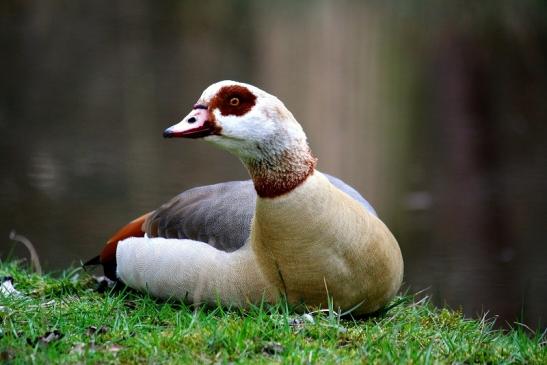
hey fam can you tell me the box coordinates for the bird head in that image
[164,81,308,161]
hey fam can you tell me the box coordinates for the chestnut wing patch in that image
[210,85,257,116]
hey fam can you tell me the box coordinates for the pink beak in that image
[163,105,219,139]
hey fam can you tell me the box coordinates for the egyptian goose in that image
[87,81,403,315]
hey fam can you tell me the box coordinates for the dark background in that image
[1,1,546,329]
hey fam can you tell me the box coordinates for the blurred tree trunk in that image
[254,2,412,219]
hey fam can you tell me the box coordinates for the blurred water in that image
[1,1,546,329]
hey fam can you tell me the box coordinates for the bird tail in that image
[83,211,153,280]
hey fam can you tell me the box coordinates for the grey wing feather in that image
[145,172,376,252]
[145,180,256,252]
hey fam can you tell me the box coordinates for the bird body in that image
[91,81,404,315]
[250,171,402,313]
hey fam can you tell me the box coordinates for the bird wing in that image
[141,172,376,252]
[144,180,256,252]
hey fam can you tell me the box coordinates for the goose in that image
[87,81,404,315]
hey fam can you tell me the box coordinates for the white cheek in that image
[207,110,277,159]
[215,110,276,141]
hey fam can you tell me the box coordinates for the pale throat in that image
[243,141,317,198]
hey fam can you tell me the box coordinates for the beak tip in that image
[163,129,173,138]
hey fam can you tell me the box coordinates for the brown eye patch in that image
[209,85,257,116]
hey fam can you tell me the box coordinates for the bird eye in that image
[229,97,240,106]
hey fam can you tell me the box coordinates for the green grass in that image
[1,261,545,364]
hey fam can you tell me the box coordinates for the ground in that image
[0,261,545,364]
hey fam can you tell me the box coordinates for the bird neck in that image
[244,142,317,198]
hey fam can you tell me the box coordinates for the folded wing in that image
[143,173,376,251]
